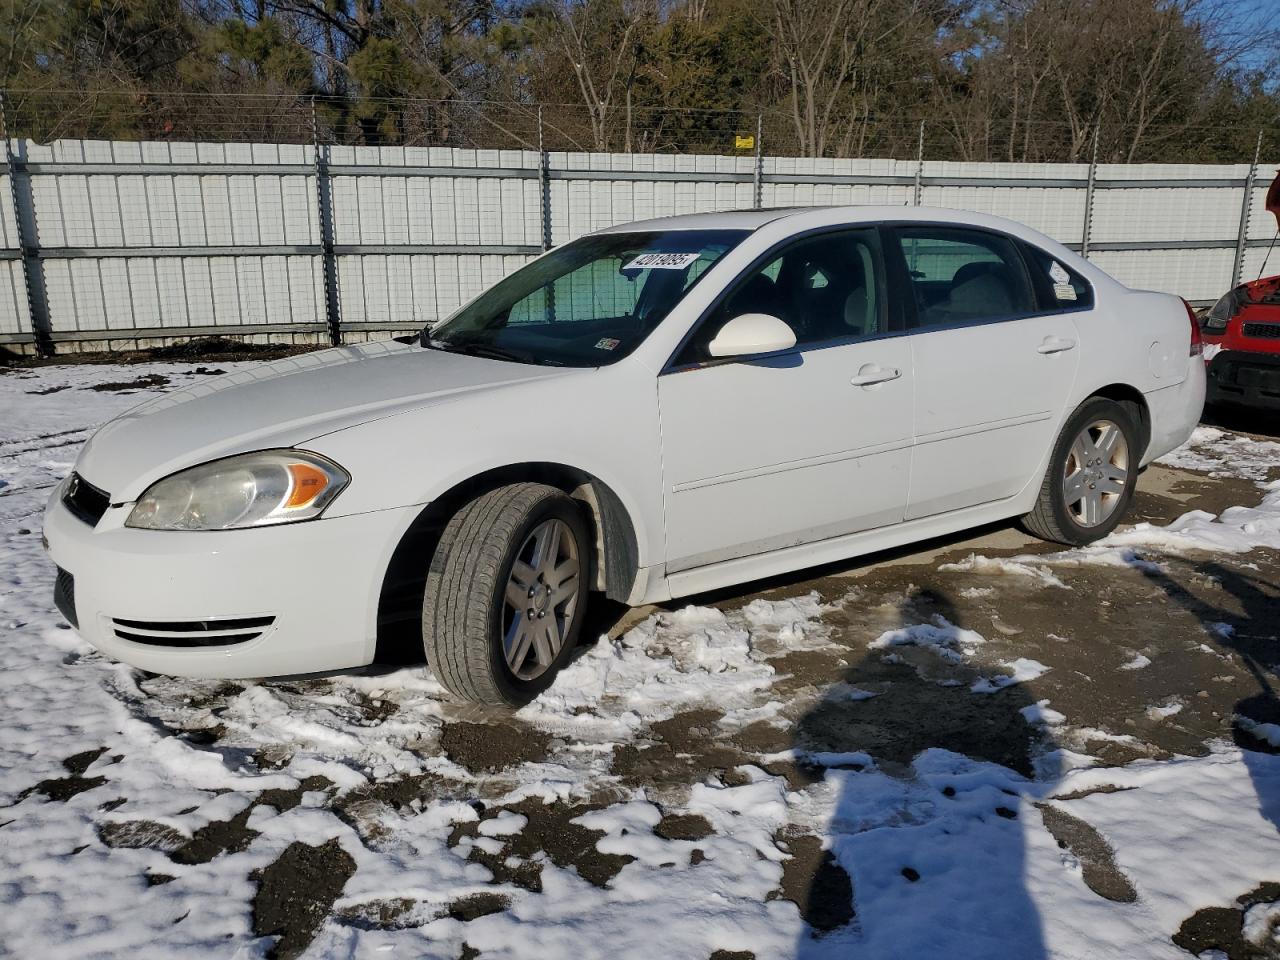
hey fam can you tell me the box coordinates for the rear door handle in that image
[1037,336,1077,354]
[850,364,902,386]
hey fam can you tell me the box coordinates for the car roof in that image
[593,205,1036,235]
[593,208,820,233]
[591,204,1121,292]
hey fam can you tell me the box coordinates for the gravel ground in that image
[1,360,1279,960]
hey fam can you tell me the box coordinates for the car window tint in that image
[894,228,1036,328]
[1022,244,1095,311]
[432,229,746,367]
[676,229,886,365]
[507,248,721,326]
[508,260,640,325]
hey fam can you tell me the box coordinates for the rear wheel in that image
[422,483,590,706]
[1022,397,1140,545]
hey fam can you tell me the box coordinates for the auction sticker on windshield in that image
[625,252,702,270]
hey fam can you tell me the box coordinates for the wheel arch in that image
[373,461,641,663]
[1084,383,1152,460]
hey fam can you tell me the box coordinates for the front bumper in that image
[1206,350,1280,411]
[42,483,420,679]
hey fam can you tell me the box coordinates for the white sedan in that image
[43,206,1205,704]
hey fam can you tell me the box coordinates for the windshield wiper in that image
[424,337,564,367]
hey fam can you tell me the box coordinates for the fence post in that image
[1081,127,1100,259]
[310,98,342,347]
[912,119,925,205]
[753,114,764,209]
[538,107,552,251]
[1,93,53,356]
[1231,129,1263,287]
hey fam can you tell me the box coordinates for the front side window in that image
[425,229,747,367]
[675,228,887,365]
[894,227,1036,328]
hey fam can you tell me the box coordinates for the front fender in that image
[307,365,664,571]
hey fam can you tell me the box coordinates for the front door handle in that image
[1037,336,1077,354]
[850,364,902,386]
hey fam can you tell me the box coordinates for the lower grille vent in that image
[54,567,78,628]
[110,615,274,647]
[1242,322,1280,340]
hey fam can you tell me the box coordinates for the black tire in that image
[422,482,591,706]
[1022,397,1141,546]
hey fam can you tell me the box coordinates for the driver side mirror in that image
[707,313,797,359]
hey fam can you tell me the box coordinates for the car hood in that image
[75,340,572,501]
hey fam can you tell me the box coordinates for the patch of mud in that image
[252,838,356,960]
[6,337,320,369]
[438,720,551,773]
[825,542,1280,769]
[774,830,855,934]
[170,807,259,865]
[1037,804,1137,903]
[653,813,714,841]
[449,798,635,890]
[611,710,749,787]
[62,748,107,775]
[167,777,332,865]
[24,775,106,802]
[1128,474,1264,527]
[1173,881,1280,960]
[447,892,510,922]
[796,657,1038,778]
[87,374,171,392]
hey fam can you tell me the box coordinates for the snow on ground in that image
[938,446,1280,583]
[1157,426,1280,481]
[2,362,1280,959]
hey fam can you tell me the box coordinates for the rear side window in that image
[893,227,1036,328]
[1021,244,1094,311]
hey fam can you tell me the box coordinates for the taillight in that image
[1182,299,1203,356]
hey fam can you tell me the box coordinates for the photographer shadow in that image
[1137,560,1280,832]
[792,587,1051,959]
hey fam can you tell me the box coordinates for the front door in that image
[658,228,914,572]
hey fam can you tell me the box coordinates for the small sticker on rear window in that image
[1048,260,1071,285]
[594,337,621,351]
[1054,283,1078,301]
[624,252,701,271]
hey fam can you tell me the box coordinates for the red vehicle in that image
[1202,171,1280,411]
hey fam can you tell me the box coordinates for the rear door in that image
[890,225,1084,520]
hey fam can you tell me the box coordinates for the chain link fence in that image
[0,91,1274,355]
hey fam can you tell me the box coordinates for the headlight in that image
[1203,289,1238,332]
[126,450,349,531]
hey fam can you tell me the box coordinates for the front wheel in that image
[1022,397,1140,546]
[422,483,591,706]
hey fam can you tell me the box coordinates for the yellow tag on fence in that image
[734,134,755,150]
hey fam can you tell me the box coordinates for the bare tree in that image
[529,0,655,152]
[764,0,927,157]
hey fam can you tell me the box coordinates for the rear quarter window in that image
[1022,245,1094,311]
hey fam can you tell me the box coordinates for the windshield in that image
[423,229,748,367]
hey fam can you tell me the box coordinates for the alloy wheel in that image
[501,518,581,680]
[1063,418,1130,527]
